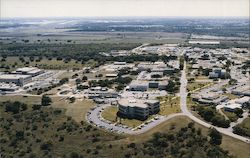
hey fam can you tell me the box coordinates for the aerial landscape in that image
[0,0,249,158]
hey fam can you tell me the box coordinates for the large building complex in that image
[117,98,160,120]
[0,67,45,88]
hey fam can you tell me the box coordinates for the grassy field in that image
[222,109,238,122]
[0,57,99,71]
[1,95,249,158]
[186,96,199,109]
[240,118,250,129]
[0,95,94,122]
[0,32,188,44]
[223,93,240,100]
[195,75,209,80]
[158,96,181,115]
[127,115,250,158]
[193,118,250,158]
[101,106,119,123]
[187,82,212,92]
[0,95,42,105]
[127,116,190,142]
[51,97,94,122]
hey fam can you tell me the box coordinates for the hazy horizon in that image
[1,0,249,18]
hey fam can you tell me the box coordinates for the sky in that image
[1,0,249,18]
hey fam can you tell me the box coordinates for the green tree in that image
[32,104,41,110]
[209,128,222,145]
[5,101,27,114]
[41,95,52,106]
[234,108,243,117]
[69,97,76,103]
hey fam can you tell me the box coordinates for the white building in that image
[235,96,250,105]
[224,103,242,112]
[118,98,160,120]
[129,80,148,91]
[0,74,32,86]
[0,83,19,92]
[13,67,44,77]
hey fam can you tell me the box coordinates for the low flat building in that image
[105,73,118,78]
[148,81,168,90]
[0,74,32,86]
[193,93,228,105]
[87,87,118,99]
[232,85,250,96]
[13,67,44,77]
[129,80,148,91]
[118,98,160,120]
[235,96,250,105]
[0,83,19,92]
[224,103,242,112]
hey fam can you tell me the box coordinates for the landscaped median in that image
[158,96,181,115]
[187,82,213,92]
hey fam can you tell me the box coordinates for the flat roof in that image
[118,98,158,108]
[235,96,250,104]
[28,69,43,74]
[0,74,31,80]
[225,103,242,109]
[16,67,37,72]
[119,98,148,108]
[130,80,148,86]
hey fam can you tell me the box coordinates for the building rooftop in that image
[118,98,159,108]
[0,74,31,80]
[119,98,148,108]
[16,67,37,72]
[225,103,242,109]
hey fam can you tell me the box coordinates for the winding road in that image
[86,61,250,143]
[179,61,250,143]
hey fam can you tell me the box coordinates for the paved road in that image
[179,61,250,144]
[86,60,250,143]
[86,103,185,135]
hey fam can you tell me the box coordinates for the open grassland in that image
[0,95,42,105]
[127,116,250,158]
[0,32,188,44]
[158,96,181,115]
[0,57,98,70]
[51,97,94,122]
[127,116,190,142]
[192,118,250,158]
[0,95,94,122]
[1,95,249,158]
